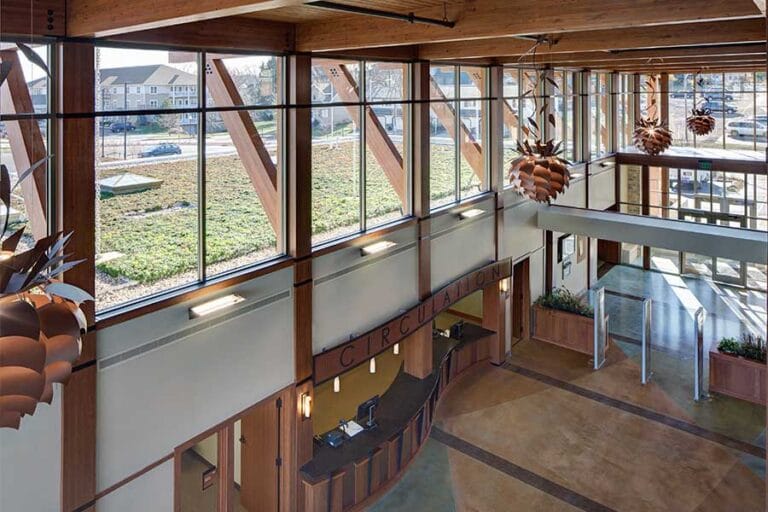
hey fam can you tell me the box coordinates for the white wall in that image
[96,268,294,492]
[589,166,616,211]
[529,247,545,302]
[551,232,589,295]
[431,197,496,292]
[553,176,586,208]
[0,387,62,512]
[96,460,173,512]
[313,224,419,353]
[500,195,544,261]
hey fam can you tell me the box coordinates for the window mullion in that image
[359,61,366,233]
[455,66,461,201]
[198,51,207,283]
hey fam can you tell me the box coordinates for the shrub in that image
[717,333,766,363]
[534,287,594,318]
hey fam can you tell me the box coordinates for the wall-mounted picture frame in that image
[558,234,576,262]
[562,259,572,278]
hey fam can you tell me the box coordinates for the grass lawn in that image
[96,142,475,285]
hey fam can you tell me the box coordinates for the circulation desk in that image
[300,323,495,512]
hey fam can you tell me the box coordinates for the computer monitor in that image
[356,395,380,428]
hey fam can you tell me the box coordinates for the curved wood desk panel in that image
[300,324,494,512]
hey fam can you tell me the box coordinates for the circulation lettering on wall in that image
[313,259,511,384]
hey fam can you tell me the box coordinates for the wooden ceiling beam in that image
[105,17,294,53]
[419,18,766,60]
[1,0,66,37]
[296,0,763,51]
[531,56,767,70]
[614,66,764,73]
[67,0,304,37]
[507,44,767,66]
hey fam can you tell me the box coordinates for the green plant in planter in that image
[717,333,766,363]
[717,337,741,356]
[535,287,594,318]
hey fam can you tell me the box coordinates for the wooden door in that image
[597,239,621,265]
[511,259,530,341]
[240,398,280,512]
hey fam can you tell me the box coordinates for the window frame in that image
[93,43,289,317]
[428,63,492,210]
[309,58,414,248]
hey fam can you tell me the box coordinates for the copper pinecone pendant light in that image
[509,139,571,202]
[633,118,673,156]
[0,175,92,429]
[686,107,716,136]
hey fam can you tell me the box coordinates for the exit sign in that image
[697,160,713,171]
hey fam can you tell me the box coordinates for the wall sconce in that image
[369,357,377,374]
[393,343,400,355]
[459,208,484,220]
[301,393,312,419]
[361,240,396,256]
[189,294,244,319]
[499,279,509,294]
[333,376,340,393]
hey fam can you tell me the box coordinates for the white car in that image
[726,120,767,138]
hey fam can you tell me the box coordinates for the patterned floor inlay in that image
[502,362,765,459]
[431,427,617,512]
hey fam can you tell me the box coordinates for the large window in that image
[429,64,489,208]
[589,72,610,158]
[95,47,285,311]
[310,59,410,246]
[0,41,52,252]
[618,164,768,232]
[665,71,766,151]
[552,70,576,163]
[617,74,635,150]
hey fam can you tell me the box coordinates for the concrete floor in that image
[369,265,765,511]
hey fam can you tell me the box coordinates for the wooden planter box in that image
[532,305,607,357]
[709,351,766,405]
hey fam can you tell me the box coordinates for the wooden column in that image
[482,282,506,365]
[404,325,433,379]
[57,41,96,512]
[641,164,651,269]
[581,70,591,163]
[406,61,434,380]
[486,65,507,364]
[609,72,619,153]
[288,54,313,382]
[288,54,313,512]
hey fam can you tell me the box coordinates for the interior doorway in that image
[175,390,287,512]
[511,258,531,344]
[679,209,748,286]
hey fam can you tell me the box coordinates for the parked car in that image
[110,121,136,133]
[701,100,737,114]
[138,143,182,158]
[704,94,734,101]
[725,120,767,138]
[670,91,694,99]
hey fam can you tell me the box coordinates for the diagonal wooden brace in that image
[428,76,485,183]
[206,58,280,233]
[319,62,407,206]
[0,49,48,240]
